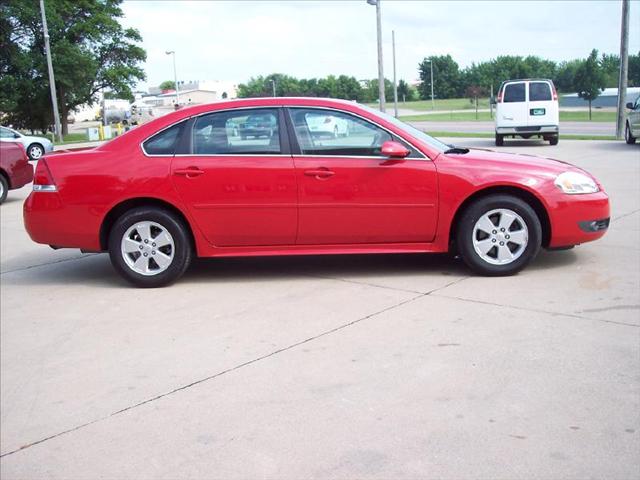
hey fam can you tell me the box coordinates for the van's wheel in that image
[549,134,559,146]
[108,207,193,287]
[626,122,636,144]
[456,194,542,276]
[495,133,504,146]
[0,175,8,204]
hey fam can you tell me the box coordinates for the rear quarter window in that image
[503,83,526,103]
[142,122,185,155]
[529,82,552,101]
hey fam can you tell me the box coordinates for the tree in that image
[418,55,461,100]
[397,79,415,102]
[574,49,606,120]
[1,0,146,134]
[159,80,175,91]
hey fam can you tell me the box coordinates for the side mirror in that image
[626,102,634,110]
[380,140,410,158]
[490,96,497,105]
[13,132,20,138]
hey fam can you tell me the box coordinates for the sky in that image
[120,0,639,90]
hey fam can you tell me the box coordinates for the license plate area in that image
[530,108,546,116]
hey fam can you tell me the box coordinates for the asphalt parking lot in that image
[1,138,639,479]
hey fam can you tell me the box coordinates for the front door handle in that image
[304,169,335,179]
[174,167,205,177]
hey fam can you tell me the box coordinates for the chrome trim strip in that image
[33,184,57,192]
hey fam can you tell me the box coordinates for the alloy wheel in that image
[472,208,529,265]
[120,221,175,276]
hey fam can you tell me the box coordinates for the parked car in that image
[306,113,349,138]
[0,141,34,204]
[0,126,54,160]
[625,95,640,144]
[238,113,277,139]
[23,97,609,287]
[493,79,560,146]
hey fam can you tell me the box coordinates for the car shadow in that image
[5,248,580,287]
[446,138,554,149]
[0,196,24,206]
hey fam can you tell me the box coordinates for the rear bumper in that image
[548,191,610,248]
[497,125,559,135]
[9,161,33,190]
[23,191,102,251]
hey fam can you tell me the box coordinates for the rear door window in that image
[503,83,526,103]
[529,82,552,101]
[192,108,280,155]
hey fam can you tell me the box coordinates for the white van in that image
[494,79,559,146]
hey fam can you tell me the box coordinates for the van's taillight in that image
[551,84,558,101]
[33,159,57,192]
[497,91,503,103]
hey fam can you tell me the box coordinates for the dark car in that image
[0,141,33,204]
[239,113,277,139]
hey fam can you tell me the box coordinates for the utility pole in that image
[367,0,386,112]
[430,59,435,110]
[392,30,398,117]
[39,0,62,143]
[271,80,276,97]
[615,0,630,139]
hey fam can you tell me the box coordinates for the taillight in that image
[551,84,558,101]
[497,91,503,103]
[33,159,57,192]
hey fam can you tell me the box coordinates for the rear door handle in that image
[304,169,335,178]
[174,167,205,177]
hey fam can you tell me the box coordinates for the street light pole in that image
[39,0,62,143]
[367,0,386,112]
[271,80,276,97]
[392,30,398,117]
[165,51,180,106]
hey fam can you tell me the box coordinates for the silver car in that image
[626,96,640,145]
[0,126,54,160]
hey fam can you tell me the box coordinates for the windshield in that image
[359,104,450,153]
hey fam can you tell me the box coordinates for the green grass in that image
[424,131,617,141]
[367,98,490,111]
[400,110,617,122]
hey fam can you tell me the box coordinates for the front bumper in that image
[547,191,610,248]
[497,125,559,135]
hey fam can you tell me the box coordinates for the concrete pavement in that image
[1,139,639,479]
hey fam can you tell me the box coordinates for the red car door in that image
[287,108,438,245]
[170,108,297,247]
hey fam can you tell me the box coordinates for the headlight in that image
[554,172,599,194]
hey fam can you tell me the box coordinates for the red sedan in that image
[24,98,609,287]
[1,141,33,204]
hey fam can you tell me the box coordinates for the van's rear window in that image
[529,82,552,101]
[503,83,525,103]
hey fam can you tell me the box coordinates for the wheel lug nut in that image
[143,252,148,257]
[492,230,497,234]
[505,235,510,239]
[151,251,156,255]
[501,228,505,232]
[152,243,156,247]
[492,239,496,243]
[139,245,143,250]
[500,242,504,246]
[144,239,149,243]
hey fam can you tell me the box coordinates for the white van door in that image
[498,82,527,128]
[527,81,558,127]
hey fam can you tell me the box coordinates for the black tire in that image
[625,122,636,144]
[108,207,193,287]
[0,174,8,204]
[456,194,542,276]
[27,143,45,161]
[495,133,504,146]
[549,134,559,146]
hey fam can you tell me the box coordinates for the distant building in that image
[561,87,640,108]
[150,80,238,104]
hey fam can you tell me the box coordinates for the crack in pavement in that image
[612,208,640,223]
[432,292,640,328]
[0,253,100,275]
[0,276,469,459]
